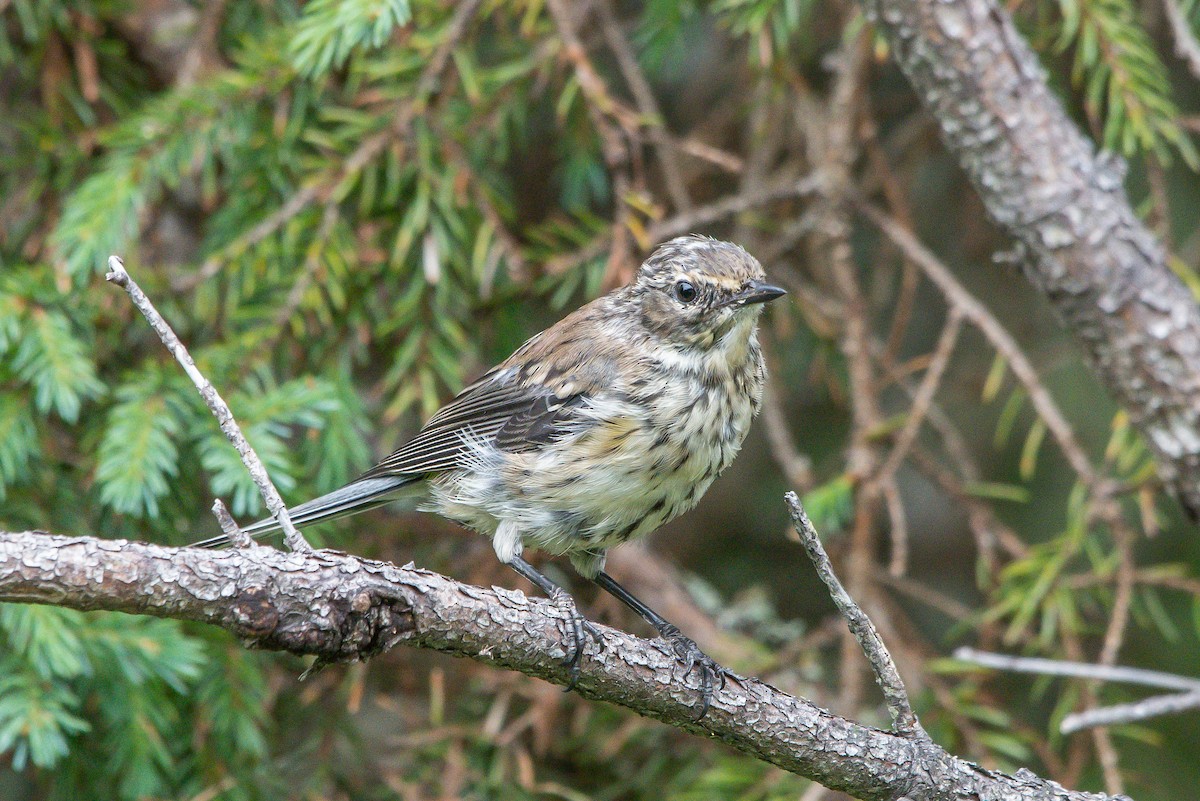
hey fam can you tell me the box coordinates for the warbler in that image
[198,234,785,715]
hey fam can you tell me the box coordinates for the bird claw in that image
[659,624,726,721]
[549,589,602,692]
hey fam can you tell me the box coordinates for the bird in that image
[196,234,786,716]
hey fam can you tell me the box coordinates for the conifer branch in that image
[859,0,1200,517]
[0,528,1126,801]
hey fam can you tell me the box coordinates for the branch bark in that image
[0,529,1125,801]
[858,0,1200,516]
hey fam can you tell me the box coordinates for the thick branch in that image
[860,0,1200,516]
[0,529,1123,801]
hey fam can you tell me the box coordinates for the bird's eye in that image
[674,281,697,303]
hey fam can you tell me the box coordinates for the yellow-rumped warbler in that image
[198,234,785,713]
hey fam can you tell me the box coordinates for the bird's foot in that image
[549,588,602,692]
[658,624,726,721]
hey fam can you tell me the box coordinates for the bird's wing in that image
[358,369,587,479]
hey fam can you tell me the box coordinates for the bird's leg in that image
[506,555,601,691]
[591,571,726,720]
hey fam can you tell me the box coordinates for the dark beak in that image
[738,280,787,306]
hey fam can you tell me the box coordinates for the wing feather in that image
[359,370,585,479]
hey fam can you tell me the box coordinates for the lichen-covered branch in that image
[0,529,1125,801]
[859,0,1200,516]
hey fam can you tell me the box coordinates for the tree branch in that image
[1063,691,1200,734]
[0,528,1124,801]
[106,256,307,552]
[786,493,923,737]
[859,0,1200,517]
[955,647,1200,734]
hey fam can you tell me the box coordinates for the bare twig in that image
[666,135,745,173]
[854,196,1099,487]
[106,255,309,552]
[809,30,879,718]
[880,478,909,577]
[953,647,1200,692]
[759,376,814,491]
[877,308,964,484]
[862,107,922,371]
[596,0,691,211]
[211,499,252,549]
[543,174,822,276]
[1065,568,1200,596]
[1162,0,1200,81]
[546,0,635,285]
[786,493,924,738]
[1062,691,1200,734]
[875,306,965,577]
[1080,523,1146,785]
[1098,522,1136,668]
[872,566,975,621]
[654,174,822,240]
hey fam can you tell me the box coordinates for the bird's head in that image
[631,235,786,350]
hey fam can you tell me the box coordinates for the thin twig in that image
[1091,708,1124,794]
[853,196,1099,487]
[872,566,975,622]
[880,478,909,577]
[596,0,691,212]
[546,0,635,286]
[1062,691,1200,734]
[786,492,924,738]
[1066,568,1200,596]
[666,135,744,173]
[874,306,964,578]
[1091,517,1136,794]
[953,647,1200,692]
[1162,0,1200,81]
[878,308,964,484]
[758,361,814,490]
[655,174,822,240]
[543,174,821,276]
[1098,522,1136,668]
[211,499,253,549]
[176,182,324,291]
[872,331,1026,572]
[860,102,921,371]
[734,71,782,254]
[810,30,878,718]
[106,256,309,552]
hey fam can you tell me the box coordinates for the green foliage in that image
[0,670,88,770]
[1050,0,1198,164]
[8,308,103,424]
[289,0,412,77]
[713,0,819,63]
[799,474,854,535]
[0,606,207,789]
[96,368,185,518]
[0,394,38,501]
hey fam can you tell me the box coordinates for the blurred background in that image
[2,0,1200,799]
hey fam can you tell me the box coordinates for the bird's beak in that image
[737,280,787,306]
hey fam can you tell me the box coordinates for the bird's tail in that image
[192,474,425,548]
